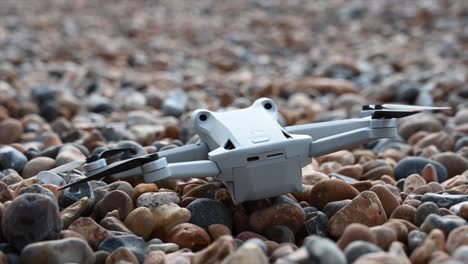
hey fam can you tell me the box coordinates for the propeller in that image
[48,147,135,174]
[362,104,450,119]
[58,152,159,190]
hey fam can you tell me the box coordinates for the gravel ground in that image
[0,0,468,263]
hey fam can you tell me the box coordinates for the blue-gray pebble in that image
[344,241,382,263]
[187,198,233,230]
[98,235,145,263]
[305,235,346,264]
[0,146,27,173]
[394,157,447,182]
[420,214,467,236]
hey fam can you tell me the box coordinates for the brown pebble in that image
[415,132,453,152]
[410,229,445,264]
[270,243,296,262]
[132,183,158,204]
[422,164,439,183]
[337,223,376,250]
[68,217,113,250]
[458,203,468,220]
[309,179,359,210]
[402,199,421,208]
[328,191,387,238]
[350,181,373,192]
[208,224,231,241]
[380,175,396,185]
[143,251,166,264]
[301,166,328,185]
[403,174,426,194]
[362,165,394,180]
[354,252,410,264]
[167,223,211,252]
[0,118,23,144]
[249,198,305,234]
[336,164,363,180]
[370,185,400,217]
[151,203,191,241]
[370,225,397,250]
[94,190,134,221]
[192,235,235,264]
[235,231,267,241]
[59,230,86,241]
[105,247,138,264]
[390,205,416,224]
[383,220,408,243]
[21,157,56,179]
[410,185,432,195]
[446,225,468,254]
[100,216,133,234]
[0,182,12,203]
[60,197,90,229]
[124,207,155,241]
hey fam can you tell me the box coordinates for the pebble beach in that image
[0,0,468,263]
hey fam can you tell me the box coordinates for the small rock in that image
[124,207,154,240]
[0,118,23,144]
[183,182,223,199]
[187,198,232,230]
[94,250,109,264]
[264,225,295,244]
[398,115,443,140]
[309,179,359,210]
[21,157,56,179]
[152,202,191,240]
[68,217,112,249]
[390,205,416,223]
[355,252,409,264]
[415,132,454,152]
[323,200,351,219]
[362,165,394,180]
[55,144,86,166]
[408,230,427,252]
[415,202,440,226]
[2,193,62,250]
[162,90,188,117]
[370,225,397,250]
[304,211,329,237]
[143,251,165,264]
[420,214,467,236]
[99,235,145,263]
[336,164,363,179]
[16,184,59,208]
[410,229,445,264]
[316,150,355,165]
[207,224,232,241]
[105,247,139,264]
[0,181,12,203]
[100,216,133,234]
[432,152,468,178]
[403,174,426,194]
[337,223,376,250]
[137,192,180,210]
[221,240,268,264]
[167,223,211,251]
[344,241,382,264]
[422,163,439,183]
[421,193,468,208]
[446,225,468,254]
[370,185,400,217]
[0,146,28,173]
[394,157,447,182]
[305,235,346,264]
[59,178,94,207]
[20,238,95,264]
[192,235,236,264]
[328,191,387,237]
[60,196,90,228]
[453,245,468,263]
[94,190,133,221]
[146,243,179,253]
[132,183,158,203]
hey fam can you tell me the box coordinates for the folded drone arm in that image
[286,117,398,157]
[142,159,220,183]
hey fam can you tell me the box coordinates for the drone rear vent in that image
[282,130,292,139]
[247,156,259,162]
[224,139,236,150]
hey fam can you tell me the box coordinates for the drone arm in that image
[143,160,220,182]
[308,119,397,157]
[157,142,209,163]
[285,117,371,140]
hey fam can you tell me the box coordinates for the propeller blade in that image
[371,109,421,119]
[86,147,135,163]
[382,104,451,111]
[58,153,159,190]
[48,160,86,174]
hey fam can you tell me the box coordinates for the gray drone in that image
[57,98,448,204]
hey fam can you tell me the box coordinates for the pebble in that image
[328,191,387,237]
[336,164,363,179]
[105,247,139,264]
[137,192,180,210]
[370,185,399,217]
[322,199,351,219]
[415,202,440,226]
[143,251,166,264]
[94,190,133,221]
[308,179,359,209]
[420,214,467,236]
[421,193,468,208]
[264,225,295,244]
[446,225,468,254]
[187,198,233,230]
[0,146,28,173]
[354,252,410,264]
[304,211,329,237]
[124,207,154,240]
[207,224,231,241]
[249,196,305,233]
[432,152,468,179]
[152,202,191,240]
[221,240,268,264]
[344,241,382,264]
[2,193,62,250]
[68,217,112,249]
[55,144,86,166]
[0,118,23,144]
[336,223,376,250]
[305,235,346,264]
[98,235,146,263]
[415,132,453,151]
[59,179,94,208]
[390,204,416,223]
[183,182,223,199]
[20,238,95,264]
[132,183,158,203]
[167,223,211,251]
[16,184,59,208]
[146,243,179,253]
[94,250,110,264]
[60,196,90,228]
[100,216,133,234]
[410,229,445,264]
[403,174,426,194]
[370,225,397,250]
[394,157,447,182]
[453,245,468,263]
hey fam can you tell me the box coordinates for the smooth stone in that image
[305,235,346,264]
[143,251,165,264]
[398,114,443,140]
[446,225,468,254]
[410,229,445,264]
[390,205,416,224]
[235,231,267,241]
[94,250,109,264]
[354,252,410,264]
[337,223,376,250]
[432,152,468,178]
[420,214,467,236]
[60,196,90,228]
[370,185,400,217]
[453,245,468,263]
[415,132,454,152]
[94,190,133,221]
[55,145,86,166]
[308,179,359,210]
[221,241,267,264]
[264,225,295,244]
[415,202,440,226]
[99,235,145,263]
[336,164,363,179]
[132,183,158,203]
[16,184,59,208]
[187,198,232,230]
[242,238,268,254]
[93,181,134,203]
[449,201,468,215]
[301,166,328,185]
[152,202,191,240]
[270,244,295,262]
[68,217,113,249]
[192,235,236,264]
[304,211,329,237]
[421,193,468,208]
[344,241,382,264]
[394,157,447,182]
[167,223,211,251]
[0,181,12,202]
[20,238,95,264]
[2,193,62,250]
[249,196,305,233]
[403,174,426,194]
[137,192,180,210]
[105,247,139,264]
[328,191,387,238]
[322,199,351,219]
[124,207,154,240]
[422,163,439,183]
[183,182,223,199]
[0,146,27,173]
[370,225,397,250]
[147,243,179,253]
[21,157,56,179]
[100,216,133,234]
[316,150,355,165]
[59,178,94,208]
[362,165,393,180]
[34,171,66,186]
[0,118,23,144]
[207,224,232,241]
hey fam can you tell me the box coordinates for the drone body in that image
[58,98,448,204]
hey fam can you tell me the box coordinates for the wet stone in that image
[2,193,62,250]
[98,235,146,263]
[187,198,232,230]
[20,238,95,264]
[394,157,447,182]
[344,241,382,264]
[420,214,467,236]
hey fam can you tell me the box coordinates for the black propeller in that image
[362,104,450,119]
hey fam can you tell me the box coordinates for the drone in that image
[55,98,449,204]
